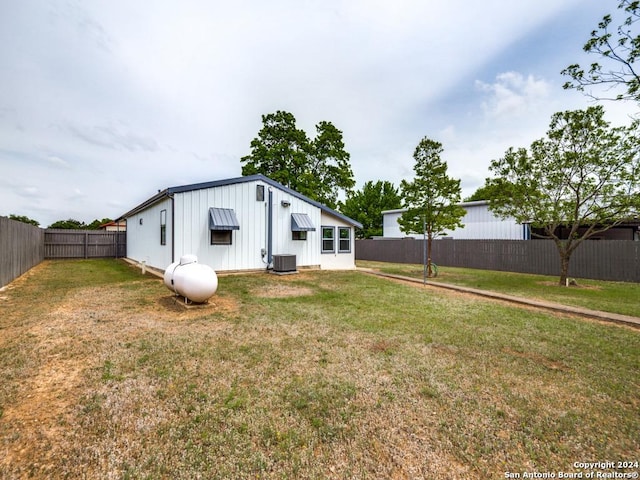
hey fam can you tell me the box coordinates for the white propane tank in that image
[163,255,218,303]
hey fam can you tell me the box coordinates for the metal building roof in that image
[118,174,362,229]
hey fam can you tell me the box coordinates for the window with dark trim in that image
[160,209,167,245]
[211,230,233,245]
[291,213,314,241]
[338,227,351,253]
[321,226,334,253]
[208,207,239,246]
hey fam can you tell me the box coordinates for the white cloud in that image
[0,0,620,226]
[476,72,552,119]
[69,188,86,199]
[46,155,71,168]
[438,125,457,144]
[65,122,159,152]
[20,187,40,198]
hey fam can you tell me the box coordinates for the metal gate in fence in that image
[44,230,126,259]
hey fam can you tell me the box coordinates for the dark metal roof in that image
[118,174,363,228]
[291,213,316,231]
[209,208,240,230]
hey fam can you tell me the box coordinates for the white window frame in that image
[338,227,351,253]
[321,226,335,253]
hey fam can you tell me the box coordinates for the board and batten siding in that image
[173,179,323,272]
[174,180,266,271]
[269,183,321,268]
[126,197,173,270]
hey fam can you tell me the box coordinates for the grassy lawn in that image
[358,260,640,318]
[1,259,638,479]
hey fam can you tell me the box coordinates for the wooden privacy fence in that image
[44,230,126,259]
[356,239,640,283]
[0,217,45,288]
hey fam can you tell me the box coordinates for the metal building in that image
[118,174,362,272]
[382,201,528,240]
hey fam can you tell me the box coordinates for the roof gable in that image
[119,174,362,228]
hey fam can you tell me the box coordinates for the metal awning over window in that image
[209,207,240,230]
[291,213,316,231]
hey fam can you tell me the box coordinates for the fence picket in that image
[44,230,126,259]
[356,239,640,283]
[0,217,45,288]
[1,222,128,288]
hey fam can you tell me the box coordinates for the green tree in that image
[464,182,503,202]
[308,121,356,208]
[48,219,86,229]
[399,137,466,277]
[9,214,40,227]
[48,218,113,229]
[341,180,402,238]
[241,111,355,209]
[487,106,640,286]
[562,0,640,102]
[86,218,113,230]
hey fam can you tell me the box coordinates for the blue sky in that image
[0,0,638,227]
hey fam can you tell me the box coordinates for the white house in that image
[118,174,362,273]
[382,201,529,240]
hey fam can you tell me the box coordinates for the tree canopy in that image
[86,218,114,230]
[464,182,503,202]
[562,0,640,102]
[9,214,40,227]
[48,219,87,229]
[341,180,402,239]
[399,137,465,276]
[241,111,355,209]
[487,106,640,285]
[48,218,113,229]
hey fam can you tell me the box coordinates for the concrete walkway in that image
[358,268,640,329]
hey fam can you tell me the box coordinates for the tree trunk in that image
[555,237,583,287]
[558,252,570,286]
[427,234,434,277]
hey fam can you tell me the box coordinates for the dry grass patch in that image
[1,260,638,479]
[502,347,570,372]
[252,283,314,298]
[0,261,240,477]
